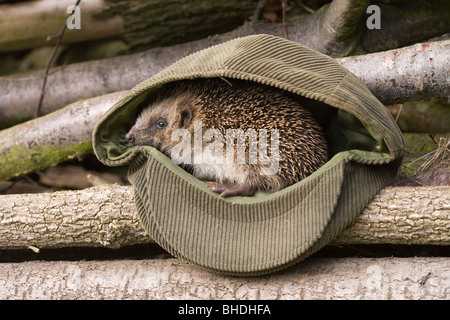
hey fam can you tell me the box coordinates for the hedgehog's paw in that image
[208,182,256,197]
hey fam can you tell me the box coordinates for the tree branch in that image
[337,41,450,105]
[1,0,448,128]
[357,0,450,54]
[1,39,448,130]
[0,0,123,53]
[310,0,370,56]
[0,91,127,181]
[35,0,83,119]
[0,0,259,54]
[0,185,448,250]
[0,257,448,299]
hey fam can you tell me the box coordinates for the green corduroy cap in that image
[93,34,405,276]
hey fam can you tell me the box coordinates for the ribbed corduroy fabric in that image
[93,34,405,276]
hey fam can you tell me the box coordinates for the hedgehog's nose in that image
[125,132,135,143]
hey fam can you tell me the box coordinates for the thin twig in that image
[35,0,82,119]
[282,0,289,39]
[295,0,315,14]
[418,136,449,173]
[252,0,267,22]
[395,104,403,122]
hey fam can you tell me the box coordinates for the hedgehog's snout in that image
[125,132,135,143]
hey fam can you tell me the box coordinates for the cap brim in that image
[130,147,346,275]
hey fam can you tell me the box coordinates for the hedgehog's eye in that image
[156,119,168,129]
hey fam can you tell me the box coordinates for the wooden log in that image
[0,0,257,54]
[0,0,123,53]
[0,185,448,250]
[100,0,257,52]
[0,257,448,299]
[337,41,450,105]
[1,39,448,129]
[0,91,128,181]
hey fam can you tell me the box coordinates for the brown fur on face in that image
[126,93,196,155]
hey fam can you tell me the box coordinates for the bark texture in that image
[0,0,258,54]
[0,91,127,181]
[338,41,450,105]
[0,257,448,299]
[1,26,448,128]
[0,185,448,250]
[358,0,450,54]
[334,186,450,245]
[100,0,257,52]
[307,0,370,56]
[0,184,147,249]
[1,0,448,54]
[0,0,123,53]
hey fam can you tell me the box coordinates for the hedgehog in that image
[125,78,329,197]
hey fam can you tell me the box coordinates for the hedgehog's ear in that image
[180,107,192,128]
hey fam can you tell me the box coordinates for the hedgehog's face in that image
[125,94,193,155]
